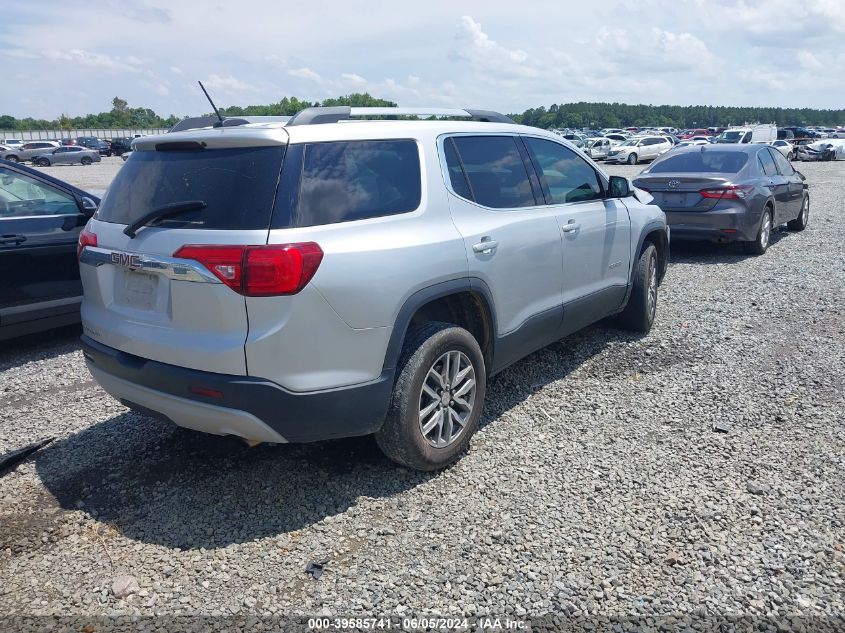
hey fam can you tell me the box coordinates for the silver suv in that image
[79,107,668,470]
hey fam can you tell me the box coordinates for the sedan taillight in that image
[700,185,754,200]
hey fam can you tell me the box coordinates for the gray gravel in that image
[1,160,844,628]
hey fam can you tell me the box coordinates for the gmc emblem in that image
[110,252,142,269]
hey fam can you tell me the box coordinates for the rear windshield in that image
[96,146,285,230]
[648,151,749,173]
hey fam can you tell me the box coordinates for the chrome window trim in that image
[79,246,221,284]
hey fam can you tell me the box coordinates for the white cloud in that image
[797,50,823,70]
[202,74,258,94]
[451,16,539,79]
[170,66,184,75]
[341,73,367,86]
[288,67,323,83]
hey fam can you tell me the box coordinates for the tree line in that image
[2,94,842,131]
[512,102,845,129]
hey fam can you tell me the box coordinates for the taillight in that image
[700,185,753,200]
[77,229,97,258]
[173,243,323,297]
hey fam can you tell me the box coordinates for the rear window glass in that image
[448,136,536,208]
[293,140,420,227]
[95,146,285,230]
[648,151,749,174]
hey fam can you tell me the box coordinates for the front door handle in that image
[562,222,581,233]
[472,239,498,254]
[0,234,27,246]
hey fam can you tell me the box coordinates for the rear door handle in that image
[0,234,27,246]
[472,239,498,254]
[562,222,581,233]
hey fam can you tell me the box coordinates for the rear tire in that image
[375,322,486,471]
[743,208,772,255]
[36,158,50,167]
[787,195,809,231]
[5,155,19,163]
[81,157,93,166]
[627,153,638,165]
[618,244,658,333]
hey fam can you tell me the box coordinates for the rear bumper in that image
[81,335,394,443]
[664,205,758,242]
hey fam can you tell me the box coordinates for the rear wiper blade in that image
[124,200,207,238]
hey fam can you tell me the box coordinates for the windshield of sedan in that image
[648,151,749,173]
[620,139,639,147]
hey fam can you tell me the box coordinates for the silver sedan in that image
[31,146,102,166]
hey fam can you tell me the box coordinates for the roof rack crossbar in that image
[286,106,514,126]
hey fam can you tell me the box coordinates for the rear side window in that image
[770,148,795,175]
[525,137,604,204]
[448,136,536,209]
[649,151,749,174]
[293,140,420,227]
[758,149,778,176]
[96,146,285,230]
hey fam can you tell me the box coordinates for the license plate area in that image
[117,269,158,310]
[665,193,687,207]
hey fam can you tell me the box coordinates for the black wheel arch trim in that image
[382,277,498,374]
[634,221,669,280]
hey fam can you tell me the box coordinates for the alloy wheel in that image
[647,254,658,319]
[760,213,772,249]
[418,350,476,448]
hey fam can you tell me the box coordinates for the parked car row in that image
[0,108,814,472]
[0,136,140,164]
[0,142,101,166]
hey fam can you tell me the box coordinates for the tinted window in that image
[525,137,604,204]
[96,146,285,230]
[770,148,795,175]
[758,149,778,176]
[0,167,79,218]
[294,140,420,227]
[450,136,535,208]
[443,139,473,200]
[648,151,749,173]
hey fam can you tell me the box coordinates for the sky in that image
[1,0,844,120]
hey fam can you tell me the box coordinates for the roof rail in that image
[286,106,515,126]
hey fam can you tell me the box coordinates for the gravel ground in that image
[1,160,844,630]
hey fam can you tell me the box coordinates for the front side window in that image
[525,137,604,204]
[447,136,536,209]
[294,140,421,227]
[0,167,79,217]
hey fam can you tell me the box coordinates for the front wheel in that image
[743,208,772,255]
[618,244,658,332]
[376,322,486,471]
[627,153,638,165]
[787,195,809,231]
[4,155,19,163]
[36,158,50,167]
[80,157,93,166]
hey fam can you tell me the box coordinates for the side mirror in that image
[79,196,98,215]
[608,176,632,198]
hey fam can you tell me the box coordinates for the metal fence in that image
[0,128,168,141]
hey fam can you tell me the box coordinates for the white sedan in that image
[606,136,672,164]
[770,140,795,160]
